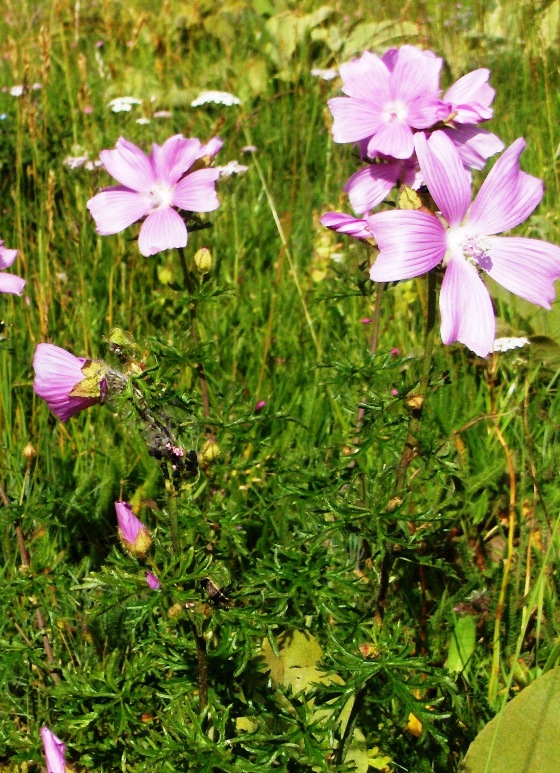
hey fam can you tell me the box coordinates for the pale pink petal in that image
[468,138,543,234]
[485,236,560,307]
[99,137,155,191]
[442,125,504,170]
[0,273,25,295]
[339,51,390,102]
[329,97,383,144]
[368,210,445,281]
[0,243,18,269]
[415,131,471,226]
[344,163,399,214]
[444,69,495,123]
[407,97,449,129]
[87,187,152,235]
[321,211,372,239]
[391,45,443,102]
[173,168,220,212]
[198,136,223,160]
[439,255,495,356]
[138,207,187,256]
[151,135,201,185]
[367,121,414,160]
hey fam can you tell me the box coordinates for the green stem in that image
[167,490,180,555]
[376,270,437,617]
[194,628,209,712]
[394,270,437,494]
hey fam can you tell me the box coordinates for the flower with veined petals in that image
[40,727,66,773]
[87,134,221,257]
[0,242,25,295]
[115,501,152,558]
[33,343,109,422]
[439,68,504,170]
[367,131,560,357]
[328,45,446,160]
[335,63,503,215]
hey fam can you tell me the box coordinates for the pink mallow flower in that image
[40,727,66,773]
[87,135,221,257]
[328,45,446,160]
[366,131,560,357]
[33,343,108,422]
[440,68,504,171]
[115,501,152,558]
[340,66,503,215]
[146,571,160,589]
[0,241,25,295]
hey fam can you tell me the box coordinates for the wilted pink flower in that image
[115,501,152,557]
[254,400,266,413]
[328,46,446,160]
[367,131,560,357]
[0,242,25,295]
[87,135,221,257]
[146,571,160,589]
[33,343,108,422]
[40,727,66,773]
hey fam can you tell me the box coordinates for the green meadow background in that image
[1,0,560,771]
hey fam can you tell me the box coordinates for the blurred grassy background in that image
[0,0,559,770]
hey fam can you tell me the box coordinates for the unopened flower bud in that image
[201,439,220,463]
[23,443,36,461]
[145,571,160,590]
[194,247,212,275]
[115,501,152,558]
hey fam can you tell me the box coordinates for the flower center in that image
[446,228,493,271]
[149,181,174,209]
[382,100,407,125]
[462,234,492,271]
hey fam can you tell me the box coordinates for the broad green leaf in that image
[261,630,324,692]
[463,667,560,772]
[445,615,476,673]
[340,20,419,61]
[264,7,333,67]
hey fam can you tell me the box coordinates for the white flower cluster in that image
[191,91,241,107]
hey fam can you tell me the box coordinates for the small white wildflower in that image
[135,117,151,125]
[153,110,173,119]
[63,155,89,169]
[84,159,103,171]
[241,145,257,154]
[310,67,339,81]
[9,85,25,97]
[216,160,249,178]
[107,96,142,113]
[492,337,530,353]
[191,90,241,107]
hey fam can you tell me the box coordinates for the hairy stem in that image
[376,270,437,617]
